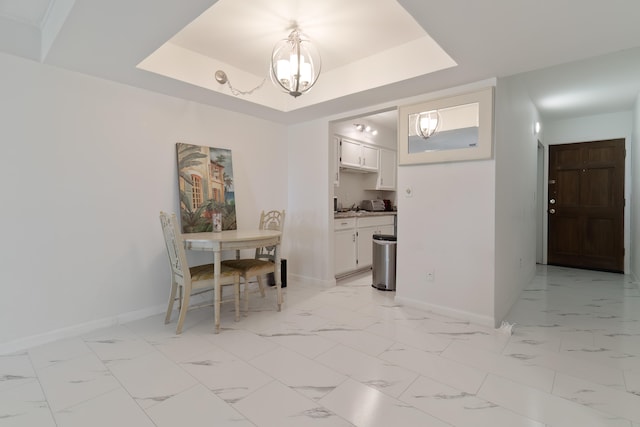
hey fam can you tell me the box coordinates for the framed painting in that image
[176,142,237,233]
[398,87,494,165]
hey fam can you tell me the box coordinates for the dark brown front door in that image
[548,139,625,273]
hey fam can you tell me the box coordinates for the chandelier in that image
[270,26,321,98]
[416,110,440,139]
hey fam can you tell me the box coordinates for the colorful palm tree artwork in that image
[176,143,237,233]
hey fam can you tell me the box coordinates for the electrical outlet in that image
[426,270,435,282]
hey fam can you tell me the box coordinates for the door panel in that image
[551,215,580,253]
[584,217,615,257]
[556,170,580,206]
[548,139,624,273]
[583,168,612,206]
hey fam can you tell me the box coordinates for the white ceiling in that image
[137,0,456,114]
[2,0,640,125]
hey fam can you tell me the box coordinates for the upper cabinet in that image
[377,149,397,190]
[339,138,378,172]
[332,136,340,186]
[365,148,396,190]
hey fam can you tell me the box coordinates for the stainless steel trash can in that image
[372,234,397,291]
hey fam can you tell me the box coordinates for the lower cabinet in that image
[334,218,357,276]
[356,216,395,269]
[334,215,395,276]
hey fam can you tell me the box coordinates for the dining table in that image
[182,229,283,333]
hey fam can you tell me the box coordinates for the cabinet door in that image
[332,136,340,186]
[357,226,377,269]
[378,225,395,236]
[335,229,357,275]
[361,145,379,171]
[378,149,396,190]
[340,138,362,169]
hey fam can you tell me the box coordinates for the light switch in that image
[405,187,413,198]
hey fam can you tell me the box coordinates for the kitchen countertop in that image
[334,210,397,218]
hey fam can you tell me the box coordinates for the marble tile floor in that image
[2,265,640,426]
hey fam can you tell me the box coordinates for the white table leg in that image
[214,250,221,333]
[275,243,282,311]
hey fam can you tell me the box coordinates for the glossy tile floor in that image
[2,265,640,426]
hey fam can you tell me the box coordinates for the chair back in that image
[159,212,189,286]
[256,210,285,261]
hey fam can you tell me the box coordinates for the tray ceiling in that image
[2,0,640,124]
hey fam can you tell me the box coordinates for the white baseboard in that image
[394,295,496,328]
[632,271,640,291]
[0,304,166,356]
[288,273,336,289]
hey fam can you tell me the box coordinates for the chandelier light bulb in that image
[416,110,440,139]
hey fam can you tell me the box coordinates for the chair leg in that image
[165,280,178,324]
[243,278,250,314]
[234,277,240,322]
[256,275,266,297]
[176,289,190,334]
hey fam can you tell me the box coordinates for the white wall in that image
[0,46,568,353]
[395,160,496,325]
[0,53,288,353]
[393,82,498,327]
[493,76,539,324]
[632,95,640,283]
[542,111,634,273]
[286,120,335,287]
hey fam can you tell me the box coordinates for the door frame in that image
[536,141,544,264]
[540,138,630,273]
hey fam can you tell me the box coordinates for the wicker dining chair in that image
[159,211,241,334]
[221,210,285,312]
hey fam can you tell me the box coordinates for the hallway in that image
[1,265,639,426]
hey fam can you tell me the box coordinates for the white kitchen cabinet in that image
[340,138,361,169]
[334,218,357,276]
[339,138,378,172]
[377,149,396,190]
[332,136,340,186]
[356,225,378,268]
[356,216,395,269]
[366,148,396,190]
[361,145,379,171]
[335,215,395,276]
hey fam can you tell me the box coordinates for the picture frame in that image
[398,86,494,165]
[176,143,237,233]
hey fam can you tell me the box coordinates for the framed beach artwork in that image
[176,142,237,233]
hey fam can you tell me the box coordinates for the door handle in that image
[549,208,556,214]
